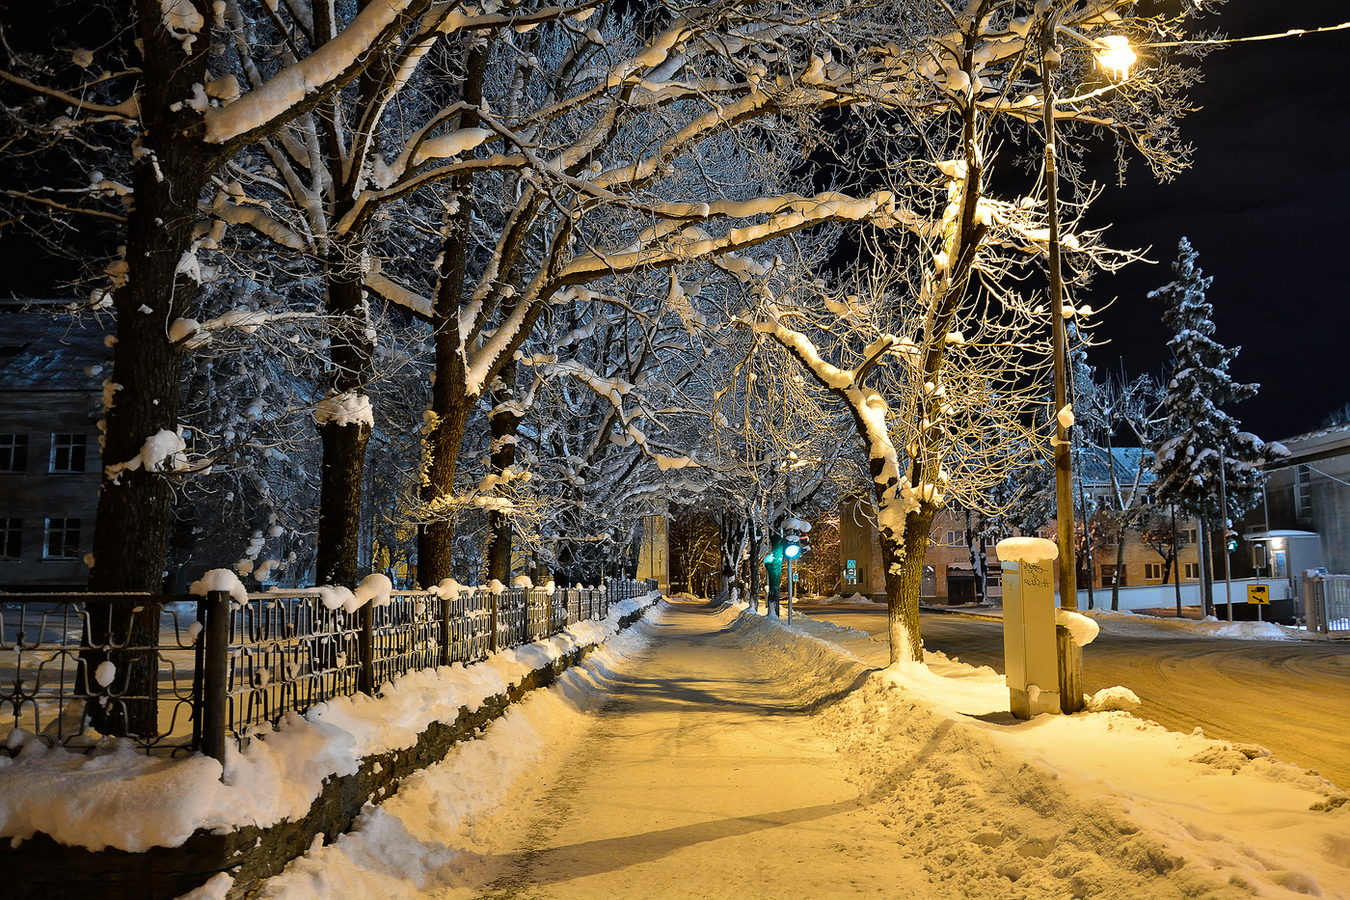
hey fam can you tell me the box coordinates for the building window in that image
[1101,564,1124,586]
[1295,465,1313,519]
[1,519,20,560]
[0,434,28,473]
[1183,562,1200,579]
[945,530,963,547]
[50,434,87,474]
[1144,562,1162,580]
[1182,528,1197,546]
[44,518,81,559]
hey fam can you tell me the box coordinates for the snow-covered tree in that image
[737,0,1203,662]
[1,0,475,735]
[1150,237,1285,607]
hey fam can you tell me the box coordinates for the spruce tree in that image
[1150,239,1283,608]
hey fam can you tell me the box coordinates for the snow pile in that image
[314,391,374,428]
[353,573,393,608]
[104,428,189,482]
[742,609,1350,899]
[1087,608,1300,642]
[1055,607,1100,646]
[996,536,1058,564]
[189,567,250,606]
[0,593,659,853]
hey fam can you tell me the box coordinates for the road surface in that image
[799,603,1350,790]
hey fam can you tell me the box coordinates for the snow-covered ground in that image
[212,599,1349,899]
[0,594,657,854]
[6,594,1347,898]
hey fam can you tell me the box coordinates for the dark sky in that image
[1081,0,1350,442]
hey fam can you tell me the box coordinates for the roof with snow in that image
[1262,423,1350,469]
[0,312,113,392]
[1076,446,1155,487]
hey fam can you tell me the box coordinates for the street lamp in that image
[1041,12,1133,712]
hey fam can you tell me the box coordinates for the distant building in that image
[0,309,111,590]
[1237,423,1350,584]
[838,446,1202,605]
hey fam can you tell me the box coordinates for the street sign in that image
[1247,584,1269,605]
[846,559,856,569]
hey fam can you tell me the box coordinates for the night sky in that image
[1082,0,1350,442]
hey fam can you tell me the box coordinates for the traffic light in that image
[1225,530,1238,553]
[782,517,812,559]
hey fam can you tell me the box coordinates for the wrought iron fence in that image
[0,578,654,761]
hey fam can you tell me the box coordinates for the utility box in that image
[997,538,1062,718]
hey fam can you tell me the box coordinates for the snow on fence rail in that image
[0,578,653,761]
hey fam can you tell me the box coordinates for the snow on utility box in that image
[997,538,1062,718]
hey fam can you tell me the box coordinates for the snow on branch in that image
[204,0,429,145]
[554,191,900,283]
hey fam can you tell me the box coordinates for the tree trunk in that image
[1172,506,1183,616]
[314,261,374,587]
[85,7,216,735]
[485,359,522,584]
[1111,523,1126,611]
[719,510,746,604]
[764,540,782,618]
[747,518,762,613]
[880,507,931,664]
[418,387,473,588]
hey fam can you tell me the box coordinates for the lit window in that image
[0,435,28,473]
[50,434,87,474]
[1,518,21,560]
[44,518,81,559]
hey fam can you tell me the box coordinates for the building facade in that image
[0,311,110,590]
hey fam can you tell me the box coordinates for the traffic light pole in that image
[786,555,794,625]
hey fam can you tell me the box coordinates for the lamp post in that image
[1040,10,1134,713]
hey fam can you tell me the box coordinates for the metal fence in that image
[0,578,654,760]
[1303,572,1350,638]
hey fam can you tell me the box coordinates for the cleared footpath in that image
[461,598,915,899]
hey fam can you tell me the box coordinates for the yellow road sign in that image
[1247,584,1270,605]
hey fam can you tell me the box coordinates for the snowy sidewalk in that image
[450,598,920,899]
[252,598,1349,900]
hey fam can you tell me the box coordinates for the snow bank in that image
[1087,608,1300,642]
[738,608,1350,899]
[219,601,659,900]
[0,593,659,853]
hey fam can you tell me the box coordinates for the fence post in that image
[201,590,230,771]
[489,589,499,653]
[358,602,375,695]
[440,593,453,666]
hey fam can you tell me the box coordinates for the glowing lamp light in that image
[1094,35,1136,78]
[783,542,802,560]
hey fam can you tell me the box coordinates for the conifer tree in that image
[1150,238,1284,608]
